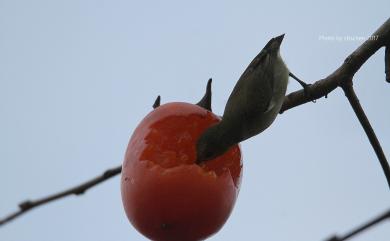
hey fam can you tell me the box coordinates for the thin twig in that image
[281,18,390,113]
[325,208,390,241]
[0,165,122,226]
[340,81,390,188]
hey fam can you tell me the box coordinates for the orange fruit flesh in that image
[136,102,242,187]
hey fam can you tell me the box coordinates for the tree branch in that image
[281,18,390,112]
[281,18,390,189]
[340,80,390,188]
[0,166,121,226]
[325,208,390,241]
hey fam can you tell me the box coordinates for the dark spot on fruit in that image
[161,223,171,230]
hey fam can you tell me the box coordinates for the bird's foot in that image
[289,72,315,103]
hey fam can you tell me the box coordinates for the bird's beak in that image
[273,34,285,48]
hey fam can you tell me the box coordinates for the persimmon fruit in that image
[121,102,242,241]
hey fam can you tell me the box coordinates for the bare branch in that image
[280,18,390,189]
[340,80,390,188]
[0,166,122,226]
[325,208,390,241]
[281,18,390,113]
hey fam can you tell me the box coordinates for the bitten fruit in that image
[121,102,242,241]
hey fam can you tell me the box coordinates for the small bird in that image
[196,34,290,162]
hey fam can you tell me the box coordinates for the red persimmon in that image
[121,102,242,241]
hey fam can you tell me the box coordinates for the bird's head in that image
[195,124,229,164]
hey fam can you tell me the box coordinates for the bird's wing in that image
[224,55,274,118]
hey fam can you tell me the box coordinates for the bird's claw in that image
[301,83,316,103]
[289,72,315,103]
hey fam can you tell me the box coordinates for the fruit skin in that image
[121,102,242,241]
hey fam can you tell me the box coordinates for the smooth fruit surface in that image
[121,102,242,241]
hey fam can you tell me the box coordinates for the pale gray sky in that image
[1,1,389,240]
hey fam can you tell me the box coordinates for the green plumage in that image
[196,34,289,162]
